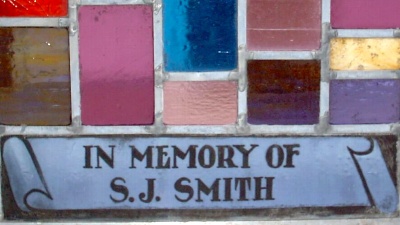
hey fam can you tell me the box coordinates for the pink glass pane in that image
[164,81,237,125]
[331,0,400,29]
[247,0,321,51]
[79,5,154,125]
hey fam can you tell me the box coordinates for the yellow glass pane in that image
[330,38,400,70]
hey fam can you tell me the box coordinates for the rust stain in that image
[0,28,14,88]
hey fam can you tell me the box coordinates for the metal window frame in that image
[0,0,399,224]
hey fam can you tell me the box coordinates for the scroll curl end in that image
[347,137,374,156]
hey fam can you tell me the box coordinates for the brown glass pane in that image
[247,60,320,125]
[0,28,13,88]
[0,28,71,125]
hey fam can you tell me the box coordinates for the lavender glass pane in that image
[247,60,320,125]
[163,0,237,72]
[330,80,400,124]
[331,0,400,29]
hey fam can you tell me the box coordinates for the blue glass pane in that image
[163,0,238,72]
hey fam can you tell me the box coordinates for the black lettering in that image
[139,179,156,203]
[172,145,197,168]
[198,145,216,168]
[253,177,275,200]
[266,145,284,168]
[235,177,251,201]
[83,145,115,169]
[196,178,220,202]
[156,145,171,169]
[130,145,154,168]
[83,145,93,168]
[217,146,238,168]
[95,145,115,169]
[223,178,233,201]
[110,177,129,203]
[283,144,300,168]
[233,145,258,168]
[174,177,193,202]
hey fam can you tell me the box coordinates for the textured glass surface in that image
[247,0,321,51]
[163,81,237,125]
[163,0,238,72]
[0,28,70,125]
[0,0,68,17]
[0,29,13,88]
[330,80,400,124]
[247,60,320,125]
[331,0,400,29]
[79,6,154,125]
[330,38,400,71]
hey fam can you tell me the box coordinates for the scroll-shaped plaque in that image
[2,136,397,213]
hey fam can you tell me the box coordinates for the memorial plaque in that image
[1,136,397,214]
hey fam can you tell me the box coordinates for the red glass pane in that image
[0,0,68,17]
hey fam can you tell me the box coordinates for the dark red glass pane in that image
[247,60,320,125]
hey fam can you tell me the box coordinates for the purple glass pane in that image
[330,79,400,124]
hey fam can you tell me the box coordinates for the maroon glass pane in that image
[247,60,320,125]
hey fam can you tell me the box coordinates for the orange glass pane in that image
[0,0,68,17]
